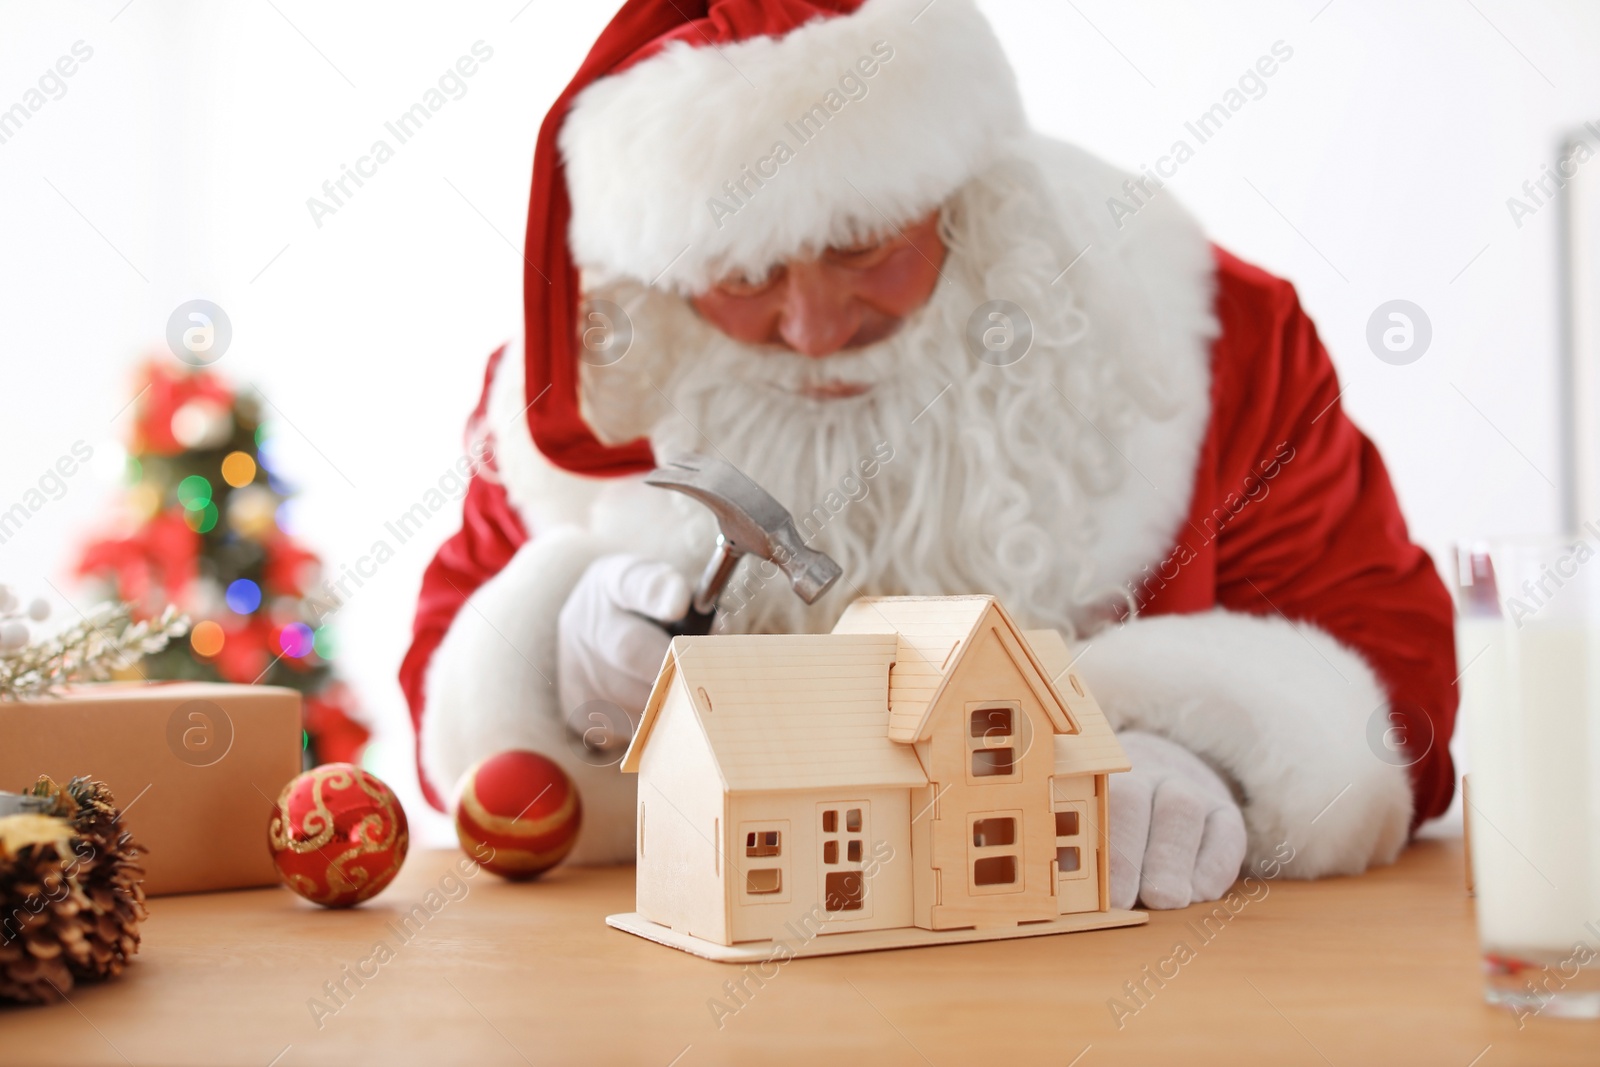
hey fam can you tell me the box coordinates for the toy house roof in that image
[830,596,1080,744]
[620,632,929,792]
[1025,630,1133,775]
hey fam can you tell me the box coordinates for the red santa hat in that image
[521,0,1028,476]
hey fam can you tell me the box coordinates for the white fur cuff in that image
[1079,609,1413,880]
[417,528,641,864]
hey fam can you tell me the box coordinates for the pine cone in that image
[0,777,147,1005]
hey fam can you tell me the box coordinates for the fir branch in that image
[0,604,190,700]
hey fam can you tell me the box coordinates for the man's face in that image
[688,210,947,395]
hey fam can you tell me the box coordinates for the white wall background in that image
[2,0,1592,843]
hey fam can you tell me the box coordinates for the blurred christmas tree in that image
[74,359,369,768]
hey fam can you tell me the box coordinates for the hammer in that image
[643,454,843,636]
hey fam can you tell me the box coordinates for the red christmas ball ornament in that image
[268,764,409,907]
[455,751,582,880]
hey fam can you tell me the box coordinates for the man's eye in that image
[827,240,892,267]
[717,268,782,296]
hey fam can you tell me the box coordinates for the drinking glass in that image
[1456,538,1600,1020]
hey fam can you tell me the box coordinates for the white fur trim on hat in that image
[559,0,1028,293]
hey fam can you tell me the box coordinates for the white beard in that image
[579,153,1188,639]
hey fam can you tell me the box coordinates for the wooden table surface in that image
[3,837,1593,1066]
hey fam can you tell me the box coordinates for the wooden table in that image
[3,838,1593,1066]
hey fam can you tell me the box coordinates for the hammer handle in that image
[664,606,717,638]
[691,537,743,614]
[662,537,743,637]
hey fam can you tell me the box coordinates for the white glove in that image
[1109,730,1247,910]
[557,554,690,754]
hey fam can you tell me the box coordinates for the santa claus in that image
[401,0,1457,911]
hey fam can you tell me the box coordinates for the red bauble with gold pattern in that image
[268,764,409,907]
[454,751,581,880]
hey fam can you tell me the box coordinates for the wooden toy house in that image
[607,596,1146,961]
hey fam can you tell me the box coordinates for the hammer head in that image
[644,454,842,604]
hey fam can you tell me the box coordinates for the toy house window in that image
[746,868,782,894]
[969,706,1017,779]
[972,817,1016,848]
[821,808,863,858]
[972,707,1013,738]
[973,855,1017,885]
[746,831,781,858]
[820,808,862,845]
[1054,801,1089,881]
[738,821,789,902]
[968,808,1024,894]
[825,871,864,911]
[819,803,871,917]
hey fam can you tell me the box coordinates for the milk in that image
[1460,616,1600,957]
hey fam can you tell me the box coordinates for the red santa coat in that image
[401,244,1458,873]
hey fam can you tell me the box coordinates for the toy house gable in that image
[869,609,1081,929]
[830,596,1080,743]
[1026,630,1133,777]
[620,641,689,776]
[627,662,729,944]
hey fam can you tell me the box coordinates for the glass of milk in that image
[1456,539,1600,1020]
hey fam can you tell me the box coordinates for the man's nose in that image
[776,262,858,358]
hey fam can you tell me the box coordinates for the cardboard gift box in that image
[0,681,302,896]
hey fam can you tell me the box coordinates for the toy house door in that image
[817,801,872,919]
[1054,793,1098,914]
